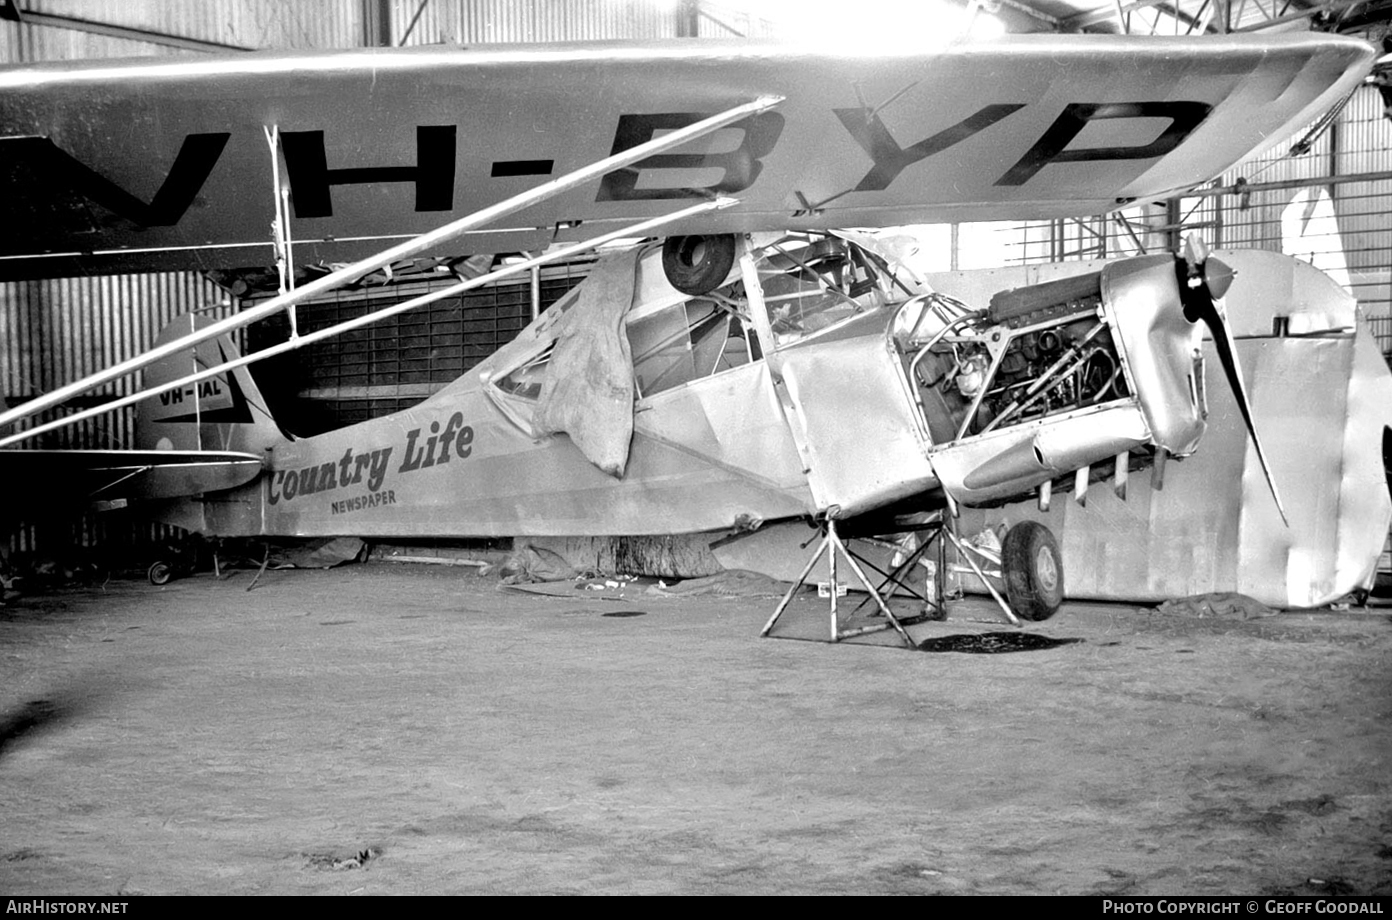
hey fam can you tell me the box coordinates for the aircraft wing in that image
[0,34,1374,278]
[0,449,264,507]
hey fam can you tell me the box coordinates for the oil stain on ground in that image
[916,632,1084,654]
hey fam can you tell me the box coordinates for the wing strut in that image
[0,197,736,449]
[0,94,783,436]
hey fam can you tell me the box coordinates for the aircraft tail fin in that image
[135,313,284,456]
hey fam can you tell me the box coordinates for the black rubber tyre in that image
[147,561,173,586]
[662,234,737,296]
[1000,521,1063,621]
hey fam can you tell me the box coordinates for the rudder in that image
[136,313,284,456]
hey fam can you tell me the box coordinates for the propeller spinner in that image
[1179,236,1289,526]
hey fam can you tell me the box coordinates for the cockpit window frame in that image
[746,233,893,351]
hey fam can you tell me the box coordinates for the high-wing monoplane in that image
[0,34,1378,637]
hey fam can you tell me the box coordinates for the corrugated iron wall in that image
[693,2,779,37]
[3,0,369,57]
[386,0,779,44]
[0,0,370,563]
[2,276,231,450]
[392,0,683,44]
[0,275,232,556]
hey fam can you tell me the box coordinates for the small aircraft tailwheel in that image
[147,561,173,586]
[1001,521,1063,621]
[662,234,737,296]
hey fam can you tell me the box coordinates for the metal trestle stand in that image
[760,517,920,648]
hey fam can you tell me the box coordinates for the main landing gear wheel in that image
[662,234,737,296]
[147,561,173,586]
[1001,521,1063,621]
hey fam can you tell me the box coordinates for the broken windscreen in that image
[752,234,893,347]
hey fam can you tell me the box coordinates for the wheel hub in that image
[1036,545,1059,592]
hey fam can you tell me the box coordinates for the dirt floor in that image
[1,562,1389,895]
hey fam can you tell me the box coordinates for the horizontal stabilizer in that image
[0,449,264,504]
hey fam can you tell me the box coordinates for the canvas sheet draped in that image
[532,249,639,477]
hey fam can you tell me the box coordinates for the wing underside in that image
[0,34,1374,277]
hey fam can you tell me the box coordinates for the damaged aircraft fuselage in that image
[142,232,1248,542]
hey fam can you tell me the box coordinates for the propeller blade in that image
[1180,251,1288,526]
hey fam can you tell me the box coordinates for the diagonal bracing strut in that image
[0,198,737,448]
[0,94,783,436]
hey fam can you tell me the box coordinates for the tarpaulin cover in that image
[266,537,364,568]
[533,249,639,477]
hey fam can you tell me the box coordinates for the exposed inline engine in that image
[897,271,1133,440]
